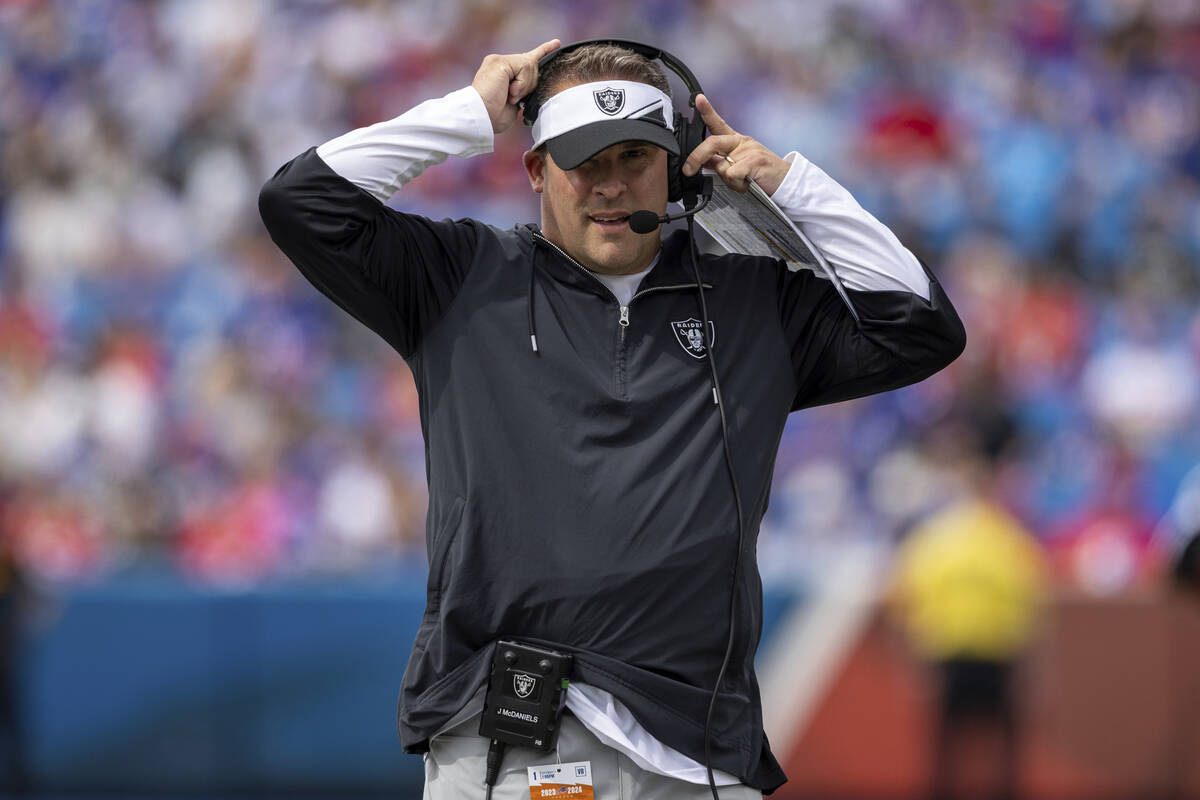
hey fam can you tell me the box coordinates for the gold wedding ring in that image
[723,155,736,165]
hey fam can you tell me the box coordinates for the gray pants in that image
[423,713,763,800]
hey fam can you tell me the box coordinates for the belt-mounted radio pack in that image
[479,639,572,750]
[478,640,572,799]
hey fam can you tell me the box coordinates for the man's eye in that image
[624,149,648,159]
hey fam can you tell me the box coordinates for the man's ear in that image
[523,149,545,193]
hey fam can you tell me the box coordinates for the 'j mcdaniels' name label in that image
[497,706,539,724]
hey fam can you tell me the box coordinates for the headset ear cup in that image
[671,116,705,205]
[668,113,686,204]
[667,154,683,205]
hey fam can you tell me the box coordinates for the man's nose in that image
[591,166,625,198]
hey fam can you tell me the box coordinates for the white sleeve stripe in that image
[315,86,494,202]
[771,152,931,302]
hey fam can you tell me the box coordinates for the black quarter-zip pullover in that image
[259,146,966,792]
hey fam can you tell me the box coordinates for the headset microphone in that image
[629,176,714,234]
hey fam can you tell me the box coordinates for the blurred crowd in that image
[1,0,1198,590]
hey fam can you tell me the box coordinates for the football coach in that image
[259,37,965,799]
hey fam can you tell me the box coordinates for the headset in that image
[518,39,709,208]
[518,40,745,800]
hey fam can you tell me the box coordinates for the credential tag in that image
[527,760,594,799]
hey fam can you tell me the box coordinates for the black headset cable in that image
[686,215,747,800]
[483,737,505,800]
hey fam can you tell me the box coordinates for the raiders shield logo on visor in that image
[593,87,625,116]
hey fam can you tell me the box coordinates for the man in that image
[259,39,965,799]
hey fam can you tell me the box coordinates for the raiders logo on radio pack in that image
[593,87,624,116]
[513,672,537,699]
[671,318,715,359]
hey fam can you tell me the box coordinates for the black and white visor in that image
[531,80,678,170]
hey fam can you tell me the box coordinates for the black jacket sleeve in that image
[780,259,966,411]
[257,147,480,358]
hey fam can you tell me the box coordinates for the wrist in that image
[767,152,810,214]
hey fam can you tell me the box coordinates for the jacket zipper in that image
[533,233,617,298]
[532,233,713,395]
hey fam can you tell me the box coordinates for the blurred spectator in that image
[1155,463,1200,799]
[1173,525,1200,595]
[0,483,29,794]
[1155,462,1200,596]
[1045,442,1166,596]
[890,444,1048,800]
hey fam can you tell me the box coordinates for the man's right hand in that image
[471,39,561,135]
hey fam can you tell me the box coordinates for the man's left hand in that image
[682,94,790,196]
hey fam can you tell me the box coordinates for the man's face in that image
[524,138,669,276]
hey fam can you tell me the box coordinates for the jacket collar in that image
[522,224,714,297]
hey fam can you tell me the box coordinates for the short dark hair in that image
[526,43,671,129]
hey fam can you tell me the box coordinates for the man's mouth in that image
[588,212,631,230]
